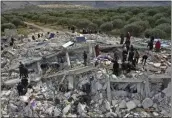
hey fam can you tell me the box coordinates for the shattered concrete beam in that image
[149,74,171,79]
[42,66,97,79]
[110,79,144,83]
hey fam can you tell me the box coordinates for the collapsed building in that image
[1,29,171,117]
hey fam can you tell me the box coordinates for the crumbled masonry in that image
[1,30,171,117]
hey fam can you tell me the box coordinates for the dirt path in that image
[24,22,57,32]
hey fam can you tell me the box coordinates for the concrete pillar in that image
[145,77,150,97]
[66,51,71,67]
[37,61,42,75]
[67,75,74,90]
[106,69,112,103]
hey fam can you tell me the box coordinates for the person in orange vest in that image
[155,40,161,52]
[95,44,100,57]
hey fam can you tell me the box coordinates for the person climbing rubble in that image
[60,57,65,70]
[120,33,124,44]
[10,37,15,47]
[155,39,161,52]
[141,53,148,66]
[19,62,28,79]
[17,82,24,96]
[38,33,40,38]
[32,35,35,40]
[95,44,100,57]
[147,36,154,50]
[113,51,118,61]
[83,51,87,66]
[122,47,128,62]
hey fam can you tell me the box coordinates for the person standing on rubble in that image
[155,39,161,52]
[38,33,40,38]
[125,32,131,52]
[83,51,87,66]
[10,37,15,46]
[128,50,134,62]
[17,82,24,96]
[95,44,100,57]
[19,62,25,79]
[113,50,118,61]
[112,59,119,76]
[32,35,35,40]
[147,36,154,50]
[122,47,128,62]
[134,50,140,64]
[120,33,124,44]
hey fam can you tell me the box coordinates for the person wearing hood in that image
[155,40,161,52]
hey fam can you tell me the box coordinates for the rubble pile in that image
[1,31,171,117]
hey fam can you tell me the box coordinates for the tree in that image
[92,19,104,27]
[11,18,24,27]
[112,19,124,29]
[155,18,171,26]
[100,22,113,32]
[1,23,16,32]
[144,28,167,39]
[146,9,159,16]
[88,23,98,30]
[76,19,92,29]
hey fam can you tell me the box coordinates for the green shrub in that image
[100,22,113,32]
[112,19,124,29]
[153,13,164,20]
[11,18,24,27]
[110,29,122,36]
[146,9,159,16]
[123,23,143,36]
[92,19,104,27]
[144,28,166,39]
[127,17,141,24]
[155,18,171,25]
[111,15,126,21]
[155,23,171,34]
[1,23,16,32]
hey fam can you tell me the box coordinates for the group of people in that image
[32,33,44,40]
[147,36,161,52]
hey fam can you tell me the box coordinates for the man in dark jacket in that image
[83,51,87,66]
[147,36,154,50]
[128,50,134,62]
[112,60,119,76]
[17,82,24,96]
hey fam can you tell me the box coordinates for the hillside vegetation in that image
[1,6,171,39]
